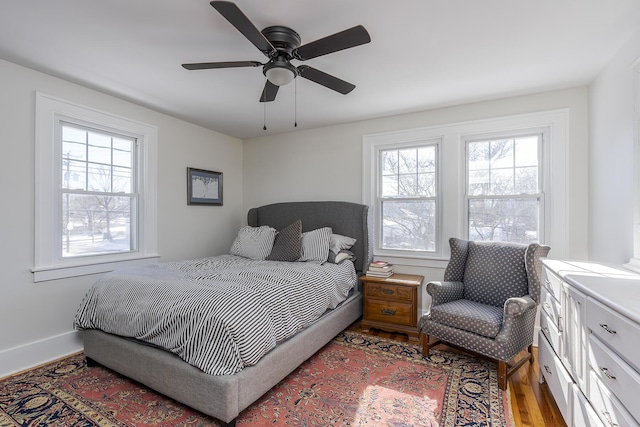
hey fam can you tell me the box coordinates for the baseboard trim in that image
[0,330,83,378]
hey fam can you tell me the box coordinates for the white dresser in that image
[540,260,640,427]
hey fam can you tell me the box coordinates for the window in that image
[466,134,543,243]
[379,144,438,252]
[34,93,158,282]
[61,123,137,258]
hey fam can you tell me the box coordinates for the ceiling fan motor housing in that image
[261,26,301,56]
[261,26,301,84]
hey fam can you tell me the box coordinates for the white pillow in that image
[229,225,277,260]
[329,233,357,254]
[299,227,332,263]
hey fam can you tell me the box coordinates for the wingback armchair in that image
[419,238,550,390]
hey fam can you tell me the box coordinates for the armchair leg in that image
[420,333,441,357]
[498,345,535,390]
[498,361,508,390]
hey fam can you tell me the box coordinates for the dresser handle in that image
[382,288,394,295]
[381,308,396,316]
[557,315,563,333]
[543,365,552,375]
[599,323,617,335]
[600,367,617,380]
[601,410,619,427]
[542,326,550,336]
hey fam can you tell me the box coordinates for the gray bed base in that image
[83,292,361,425]
[82,201,372,426]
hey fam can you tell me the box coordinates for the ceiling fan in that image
[182,1,371,102]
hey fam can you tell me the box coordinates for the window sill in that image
[32,255,160,283]
[372,253,449,269]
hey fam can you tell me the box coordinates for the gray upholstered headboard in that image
[247,201,373,274]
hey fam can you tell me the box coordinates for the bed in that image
[76,201,372,426]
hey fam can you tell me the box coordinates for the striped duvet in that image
[74,255,357,375]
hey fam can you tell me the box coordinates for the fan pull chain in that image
[294,78,298,128]
[263,77,267,130]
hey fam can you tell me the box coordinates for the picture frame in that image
[187,167,223,206]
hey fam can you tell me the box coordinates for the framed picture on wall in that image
[187,167,223,206]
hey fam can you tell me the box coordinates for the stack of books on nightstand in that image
[366,260,394,278]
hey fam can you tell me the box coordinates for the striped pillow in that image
[299,227,332,263]
[230,225,277,260]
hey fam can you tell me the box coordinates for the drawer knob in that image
[381,308,396,316]
[543,365,552,375]
[599,323,617,335]
[382,288,394,295]
[542,326,550,336]
[599,366,617,380]
[601,410,619,427]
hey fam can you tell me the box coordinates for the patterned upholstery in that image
[420,238,550,389]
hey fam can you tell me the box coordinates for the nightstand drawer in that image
[364,299,413,326]
[365,283,413,302]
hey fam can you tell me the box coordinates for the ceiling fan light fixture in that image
[264,60,297,86]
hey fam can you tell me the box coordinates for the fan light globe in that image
[265,66,296,86]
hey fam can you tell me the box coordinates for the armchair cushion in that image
[430,299,503,339]
[463,241,528,307]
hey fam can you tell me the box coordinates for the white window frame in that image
[363,109,568,266]
[377,140,442,257]
[33,92,159,282]
[463,129,546,244]
[363,127,445,264]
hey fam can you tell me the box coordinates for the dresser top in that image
[543,259,640,324]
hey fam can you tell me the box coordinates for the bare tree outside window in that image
[379,144,438,252]
[467,135,541,243]
[61,124,136,257]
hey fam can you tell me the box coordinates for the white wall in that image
[0,59,244,377]
[589,29,640,264]
[243,87,590,283]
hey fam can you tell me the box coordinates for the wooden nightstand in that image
[360,273,424,341]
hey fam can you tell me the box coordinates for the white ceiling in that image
[2,1,639,140]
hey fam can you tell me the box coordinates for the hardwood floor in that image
[348,321,567,427]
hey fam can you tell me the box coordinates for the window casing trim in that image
[34,92,159,282]
[363,127,445,259]
[363,109,569,262]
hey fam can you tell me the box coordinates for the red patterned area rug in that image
[0,331,514,426]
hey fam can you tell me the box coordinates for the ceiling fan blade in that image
[259,80,279,102]
[182,61,262,70]
[297,65,355,94]
[210,1,277,56]
[293,25,371,60]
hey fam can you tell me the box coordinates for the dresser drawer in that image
[573,384,606,427]
[589,334,640,423]
[542,266,563,303]
[589,370,639,427]
[365,283,414,302]
[540,309,561,356]
[541,286,561,327]
[364,299,414,326]
[538,331,573,424]
[587,298,640,372]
